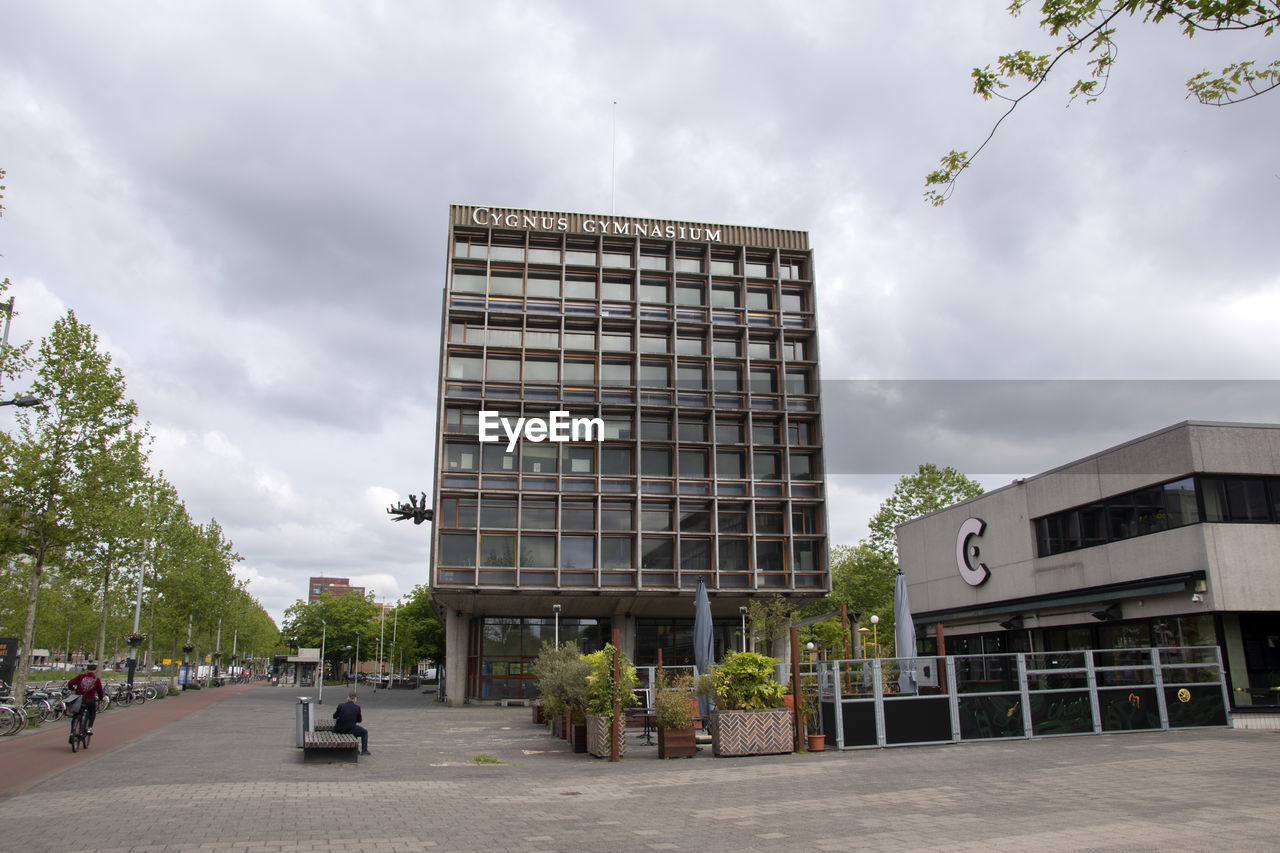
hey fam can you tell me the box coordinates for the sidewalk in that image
[2,683,1278,852]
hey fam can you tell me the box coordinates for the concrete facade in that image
[898,421,1280,709]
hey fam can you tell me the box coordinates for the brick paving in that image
[2,683,1278,851]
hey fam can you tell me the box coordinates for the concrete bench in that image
[302,730,360,762]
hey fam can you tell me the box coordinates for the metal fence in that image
[812,646,1230,750]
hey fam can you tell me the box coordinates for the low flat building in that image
[898,421,1280,715]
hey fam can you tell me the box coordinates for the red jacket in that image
[68,672,105,702]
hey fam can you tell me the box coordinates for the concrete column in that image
[444,609,469,707]
[616,610,636,661]
[1220,613,1251,708]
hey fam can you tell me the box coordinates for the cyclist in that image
[68,662,106,735]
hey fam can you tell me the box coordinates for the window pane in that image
[642,447,672,476]
[641,536,674,569]
[601,446,633,475]
[716,451,744,479]
[522,443,557,474]
[601,502,634,531]
[444,441,479,471]
[679,449,708,478]
[481,497,518,528]
[520,535,555,567]
[561,535,595,569]
[680,538,711,573]
[680,505,711,532]
[642,504,673,531]
[520,499,555,530]
[719,505,748,533]
[440,533,475,566]
[719,539,749,570]
[480,533,516,567]
[601,537,632,569]
[562,500,595,530]
[753,452,781,480]
[756,540,785,572]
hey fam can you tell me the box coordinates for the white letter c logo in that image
[956,518,990,586]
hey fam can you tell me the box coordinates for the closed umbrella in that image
[693,577,714,720]
[894,571,917,694]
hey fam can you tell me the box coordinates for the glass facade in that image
[1033,474,1280,558]
[432,217,828,593]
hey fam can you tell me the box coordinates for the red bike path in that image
[0,682,262,799]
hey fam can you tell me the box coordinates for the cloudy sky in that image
[3,3,1277,624]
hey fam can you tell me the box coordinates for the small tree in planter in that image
[707,651,792,757]
[582,643,639,758]
[532,641,589,746]
[653,672,697,759]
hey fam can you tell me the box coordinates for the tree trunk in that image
[96,550,113,663]
[12,540,48,707]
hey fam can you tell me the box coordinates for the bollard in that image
[296,697,313,748]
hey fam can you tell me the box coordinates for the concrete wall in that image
[900,422,1280,618]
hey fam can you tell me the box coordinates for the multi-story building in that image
[308,576,365,602]
[430,205,830,704]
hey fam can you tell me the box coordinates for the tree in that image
[395,584,445,671]
[867,464,985,559]
[925,1,1280,205]
[281,591,381,679]
[827,544,899,657]
[0,312,140,702]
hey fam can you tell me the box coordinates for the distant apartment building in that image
[308,576,366,602]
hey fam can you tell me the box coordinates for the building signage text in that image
[470,207,723,242]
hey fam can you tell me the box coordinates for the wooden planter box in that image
[657,726,696,759]
[532,703,546,725]
[584,713,626,759]
[566,717,587,753]
[550,713,565,739]
[711,708,794,757]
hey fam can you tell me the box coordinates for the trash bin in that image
[296,697,314,748]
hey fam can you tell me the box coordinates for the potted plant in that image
[581,643,640,758]
[707,651,793,757]
[653,672,697,759]
[801,687,825,752]
[532,641,589,749]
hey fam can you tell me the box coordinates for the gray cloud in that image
[3,2,1277,621]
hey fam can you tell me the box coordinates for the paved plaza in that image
[2,683,1279,852]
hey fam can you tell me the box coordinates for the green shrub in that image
[532,641,589,718]
[581,644,639,715]
[652,672,695,729]
[710,651,785,711]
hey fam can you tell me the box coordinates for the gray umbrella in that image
[693,578,714,719]
[894,571,918,694]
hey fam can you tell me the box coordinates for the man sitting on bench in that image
[333,692,370,755]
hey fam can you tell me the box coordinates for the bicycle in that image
[68,702,92,752]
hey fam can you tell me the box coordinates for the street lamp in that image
[0,394,41,408]
[318,618,327,705]
[806,640,816,665]
[739,606,748,652]
[870,614,880,659]
[552,603,561,647]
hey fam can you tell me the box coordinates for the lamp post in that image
[870,614,880,658]
[343,645,353,691]
[0,394,41,408]
[739,605,748,652]
[552,603,561,647]
[318,618,326,705]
